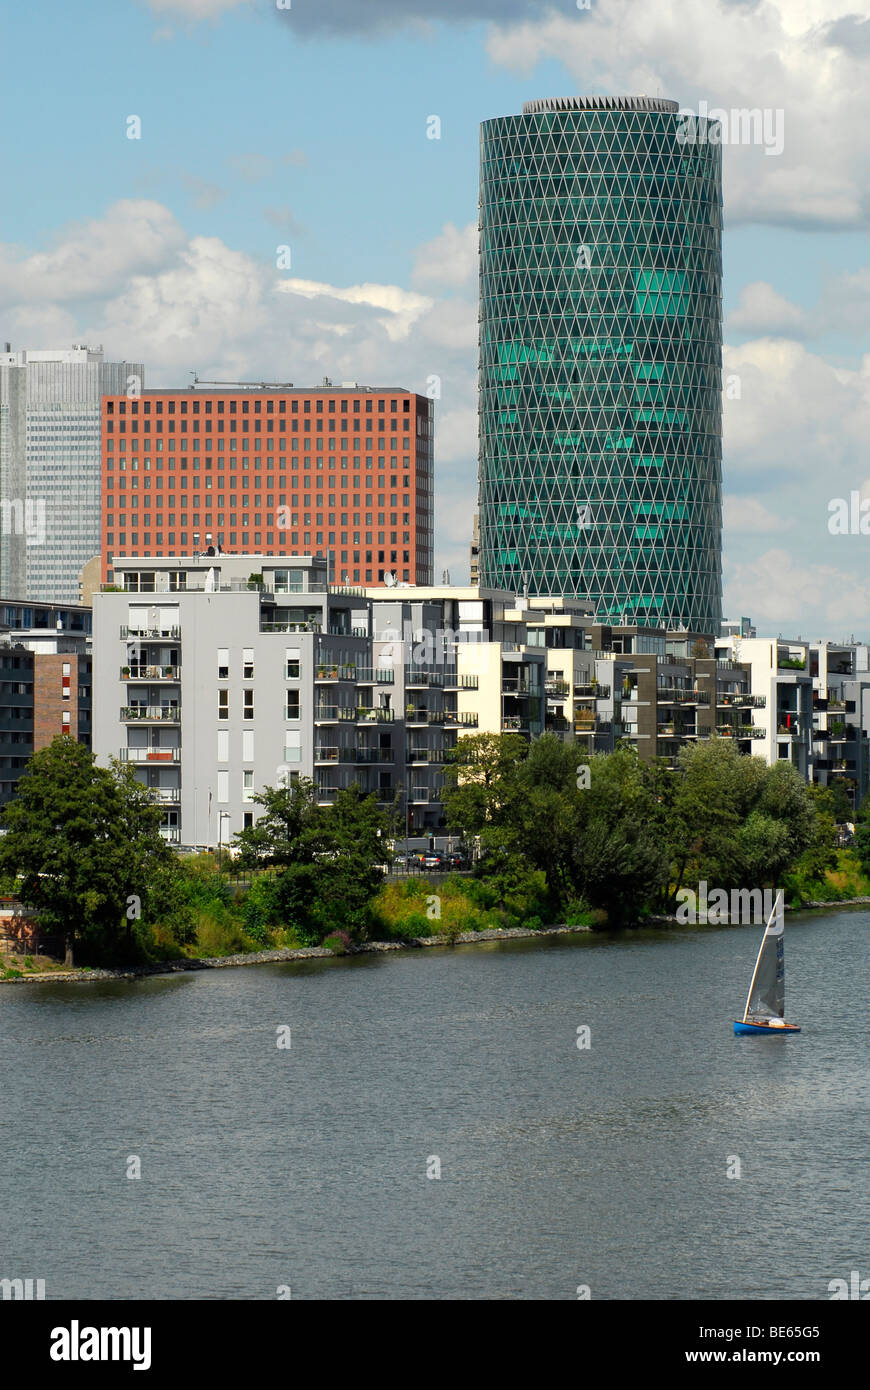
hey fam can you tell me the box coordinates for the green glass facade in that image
[478,96,723,632]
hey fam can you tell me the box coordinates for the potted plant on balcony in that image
[247,572,263,590]
[122,666,130,677]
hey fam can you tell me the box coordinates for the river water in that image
[1,909,867,1300]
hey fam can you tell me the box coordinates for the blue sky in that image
[2,0,869,634]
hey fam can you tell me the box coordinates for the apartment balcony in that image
[718,692,765,709]
[262,620,321,634]
[314,746,358,764]
[408,788,433,803]
[503,715,530,731]
[121,665,179,681]
[159,828,181,844]
[405,669,443,688]
[716,724,765,739]
[147,788,181,804]
[355,707,394,724]
[313,706,356,724]
[354,748,394,764]
[354,668,395,684]
[574,683,610,699]
[121,625,181,640]
[121,706,180,723]
[657,724,697,739]
[120,747,180,763]
[545,679,570,698]
[443,711,478,727]
[546,716,571,732]
[405,748,443,764]
[777,724,801,738]
[405,708,443,726]
[656,688,711,706]
[315,663,356,682]
[444,674,479,689]
[502,678,534,695]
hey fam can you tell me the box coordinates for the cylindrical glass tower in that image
[477,95,723,632]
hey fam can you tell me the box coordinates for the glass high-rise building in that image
[477,96,723,632]
[0,346,143,603]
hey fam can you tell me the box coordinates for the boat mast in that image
[741,891,783,1023]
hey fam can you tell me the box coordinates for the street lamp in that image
[218,811,230,869]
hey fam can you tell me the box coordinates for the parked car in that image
[445,851,467,869]
[422,851,444,869]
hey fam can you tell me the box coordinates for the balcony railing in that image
[354,668,395,684]
[121,625,180,640]
[545,679,570,697]
[261,620,321,634]
[121,665,179,681]
[718,692,765,708]
[354,748,394,764]
[355,708,394,723]
[444,711,478,727]
[120,748,180,763]
[147,788,181,804]
[121,706,180,722]
[315,664,356,681]
[656,688,711,706]
[314,746,358,763]
[313,706,356,723]
[574,683,610,699]
[444,674,479,689]
[405,709,444,725]
[405,670,443,687]
[406,749,443,764]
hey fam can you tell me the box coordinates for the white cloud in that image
[433,407,478,466]
[725,549,870,633]
[147,0,249,18]
[723,496,796,534]
[722,338,870,482]
[412,222,477,288]
[485,0,870,230]
[275,277,433,340]
[0,201,185,304]
[728,282,807,336]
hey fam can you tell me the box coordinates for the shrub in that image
[323,929,354,955]
[193,914,252,958]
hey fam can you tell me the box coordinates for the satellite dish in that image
[383,572,396,587]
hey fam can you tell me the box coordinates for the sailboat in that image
[733,892,801,1035]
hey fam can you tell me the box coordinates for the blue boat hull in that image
[733,1020,801,1035]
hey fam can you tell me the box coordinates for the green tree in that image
[442,732,529,847]
[854,793,870,881]
[0,737,172,965]
[231,779,389,944]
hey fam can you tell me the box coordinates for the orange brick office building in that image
[100,384,434,585]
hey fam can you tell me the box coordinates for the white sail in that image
[742,893,785,1023]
